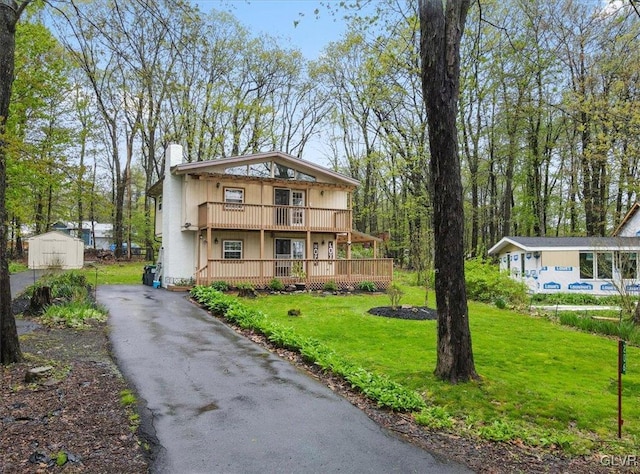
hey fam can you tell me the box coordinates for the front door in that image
[274,188,305,226]
[274,189,290,226]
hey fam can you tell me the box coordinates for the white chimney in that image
[160,143,195,287]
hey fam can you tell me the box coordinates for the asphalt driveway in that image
[99,285,471,474]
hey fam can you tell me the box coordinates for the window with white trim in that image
[223,240,242,259]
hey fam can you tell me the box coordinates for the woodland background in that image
[6,0,640,276]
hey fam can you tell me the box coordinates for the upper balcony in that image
[198,202,352,232]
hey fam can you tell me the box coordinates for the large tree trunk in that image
[419,0,477,383]
[0,0,29,365]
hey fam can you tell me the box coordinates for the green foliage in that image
[387,283,404,308]
[55,451,68,467]
[9,261,27,274]
[558,313,640,344]
[532,292,622,306]
[268,278,285,291]
[494,297,507,309]
[465,258,528,307]
[189,286,426,412]
[415,405,455,430]
[31,271,89,300]
[41,301,107,328]
[235,282,254,291]
[119,389,137,407]
[322,280,338,292]
[357,281,376,292]
[210,280,230,292]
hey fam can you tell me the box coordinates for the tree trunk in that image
[0,0,29,365]
[419,0,477,383]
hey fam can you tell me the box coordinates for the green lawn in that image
[78,262,147,285]
[241,290,640,453]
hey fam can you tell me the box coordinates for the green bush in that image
[357,281,377,292]
[323,281,338,292]
[465,258,528,308]
[209,281,230,292]
[268,278,285,291]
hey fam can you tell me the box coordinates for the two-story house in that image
[149,144,392,290]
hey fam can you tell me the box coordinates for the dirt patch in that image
[1,315,149,473]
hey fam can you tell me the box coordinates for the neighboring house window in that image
[223,240,242,259]
[224,187,244,210]
[158,195,162,211]
[618,252,638,280]
[596,252,613,279]
[579,252,594,279]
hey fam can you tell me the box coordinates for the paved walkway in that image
[10,269,44,299]
[99,285,471,474]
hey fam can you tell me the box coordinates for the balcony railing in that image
[198,202,352,232]
[196,258,393,291]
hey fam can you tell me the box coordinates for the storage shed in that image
[28,231,84,270]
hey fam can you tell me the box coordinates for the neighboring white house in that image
[27,231,84,270]
[489,204,640,295]
[50,221,113,250]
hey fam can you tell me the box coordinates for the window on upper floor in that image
[224,187,244,210]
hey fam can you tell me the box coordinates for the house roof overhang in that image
[488,236,640,255]
[337,230,383,245]
[147,151,359,196]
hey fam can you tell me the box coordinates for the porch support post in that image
[306,230,311,285]
[260,229,265,279]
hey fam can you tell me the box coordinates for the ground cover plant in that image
[194,277,640,457]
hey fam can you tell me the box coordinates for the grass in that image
[239,288,640,454]
[78,262,147,285]
[9,261,28,274]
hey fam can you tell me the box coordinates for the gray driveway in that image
[100,285,471,474]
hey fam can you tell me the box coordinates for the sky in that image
[193,0,351,59]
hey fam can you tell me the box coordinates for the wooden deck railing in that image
[198,202,351,232]
[196,258,393,290]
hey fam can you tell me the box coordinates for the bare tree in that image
[419,0,477,382]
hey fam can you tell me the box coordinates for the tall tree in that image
[0,0,31,364]
[419,0,477,382]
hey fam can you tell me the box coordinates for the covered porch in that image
[196,257,393,290]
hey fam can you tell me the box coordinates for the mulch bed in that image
[368,305,438,320]
[1,298,150,474]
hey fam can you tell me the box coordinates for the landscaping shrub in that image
[357,281,376,292]
[465,258,528,308]
[268,278,285,291]
[387,283,404,308]
[322,280,338,292]
[209,280,230,292]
